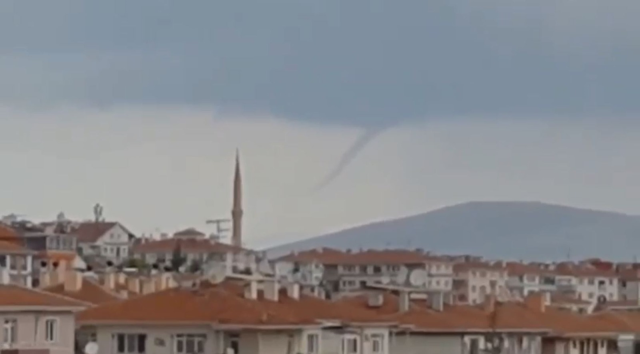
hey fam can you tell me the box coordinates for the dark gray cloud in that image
[1,1,639,126]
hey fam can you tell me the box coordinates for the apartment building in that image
[554,262,619,302]
[618,267,640,302]
[276,248,454,296]
[453,261,508,304]
[505,262,558,298]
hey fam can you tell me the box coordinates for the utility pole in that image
[206,218,231,241]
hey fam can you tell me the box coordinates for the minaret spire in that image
[231,149,243,247]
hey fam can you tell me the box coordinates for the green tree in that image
[170,242,187,271]
[188,259,202,273]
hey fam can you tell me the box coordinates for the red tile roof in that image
[132,238,246,254]
[43,278,122,305]
[72,222,119,243]
[78,280,384,326]
[0,284,88,309]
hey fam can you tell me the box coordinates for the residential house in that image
[2,219,84,279]
[0,274,87,354]
[76,275,391,354]
[131,230,250,271]
[0,241,34,288]
[73,222,134,264]
[453,262,508,305]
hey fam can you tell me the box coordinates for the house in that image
[0,274,87,354]
[73,222,134,264]
[0,240,35,288]
[76,274,391,354]
[131,232,250,271]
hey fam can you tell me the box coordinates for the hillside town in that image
[1,155,639,354]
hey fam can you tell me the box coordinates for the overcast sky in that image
[1,1,639,248]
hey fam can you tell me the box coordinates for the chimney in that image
[126,277,140,294]
[63,270,83,292]
[116,272,126,285]
[244,280,258,300]
[104,272,116,290]
[286,282,300,300]
[39,272,51,288]
[119,289,129,299]
[483,293,496,313]
[524,292,548,313]
[264,279,279,302]
[398,291,410,312]
[49,270,61,286]
[0,267,9,285]
[141,278,156,294]
[428,292,444,311]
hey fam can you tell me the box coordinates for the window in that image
[113,334,147,354]
[306,333,319,354]
[174,334,205,354]
[588,278,595,285]
[341,335,359,354]
[3,319,16,344]
[44,318,58,343]
[227,334,239,354]
[370,334,384,354]
[469,338,480,354]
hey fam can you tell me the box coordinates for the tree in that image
[170,242,187,272]
[188,259,202,273]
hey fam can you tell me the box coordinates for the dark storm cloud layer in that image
[1,1,639,125]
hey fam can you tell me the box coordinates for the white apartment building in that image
[505,262,557,298]
[453,261,508,304]
[618,268,640,302]
[276,248,455,295]
[555,264,619,302]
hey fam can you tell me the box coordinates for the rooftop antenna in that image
[206,218,231,241]
[93,203,104,223]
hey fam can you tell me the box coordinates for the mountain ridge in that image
[267,201,640,261]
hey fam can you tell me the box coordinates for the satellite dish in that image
[409,269,428,287]
[257,258,273,275]
[84,342,99,354]
[206,263,227,284]
[394,266,409,285]
[380,275,391,285]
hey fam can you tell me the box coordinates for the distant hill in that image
[267,201,640,261]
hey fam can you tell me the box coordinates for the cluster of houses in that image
[1,255,640,354]
[3,154,640,354]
